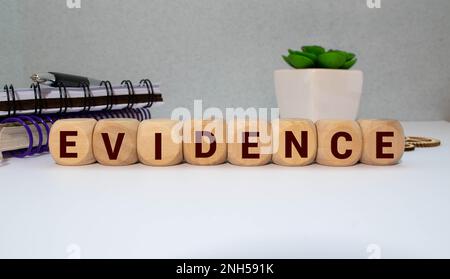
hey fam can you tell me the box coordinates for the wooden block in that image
[137,119,183,166]
[93,119,139,166]
[316,120,362,167]
[228,119,272,166]
[272,119,317,166]
[358,119,405,165]
[49,119,97,166]
[183,119,227,165]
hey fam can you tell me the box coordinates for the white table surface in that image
[0,121,449,259]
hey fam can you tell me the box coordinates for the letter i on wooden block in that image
[316,120,362,167]
[358,119,405,165]
[137,119,183,166]
[93,119,139,166]
[272,119,317,166]
[183,119,227,165]
[228,119,272,166]
[49,119,97,166]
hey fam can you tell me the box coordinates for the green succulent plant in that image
[282,45,357,69]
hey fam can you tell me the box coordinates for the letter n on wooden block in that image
[49,119,97,166]
[358,119,405,165]
[183,119,227,165]
[137,119,183,166]
[272,119,317,166]
[93,119,139,166]
[228,119,272,166]
[316,120,362,167]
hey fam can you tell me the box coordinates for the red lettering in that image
[101,133,125,160]
[331,132,353,159]
[285,131,308,158]
[376,132,395,159]
[242,132,260,159]
[155,133,162,160]
[60,131,78,158]
[195,131,217,158]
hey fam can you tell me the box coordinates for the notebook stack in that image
[0,72,163,159]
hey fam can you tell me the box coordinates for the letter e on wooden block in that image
[272,119,317,166]
[316,120,362,167]
[137,119,183,166]
[228,119,272,166]
[183,119,227,165]
[93,119,139,166]
[358,119,405,165]
[49,119,97,166]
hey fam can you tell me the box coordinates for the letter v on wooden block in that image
[93,119,139,166]
[272,119,317,166]
[49,119,97,166]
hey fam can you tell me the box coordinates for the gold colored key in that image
[404,143,416,152]
[405,136,441,148]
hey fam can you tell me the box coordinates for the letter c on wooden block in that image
[358,119,405,165]
[272,119,317,166]
[137,119,183,166]
[228,119,272,166]
[316,120,362,167]
[93,119,139,166]
[183,119,227,165]
[49,119,97,166]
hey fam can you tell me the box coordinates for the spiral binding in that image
[56,81,70,114]
[121,80,136,109]
[4,84,17,117]
[3,78,157,116]
[100,80,114,111]
[1,78,156,158]
[140,79,155,108]
[80,81,94,112]
[31,83,43,114]
[0,108,151,158]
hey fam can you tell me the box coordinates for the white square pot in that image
[274,69,363,121]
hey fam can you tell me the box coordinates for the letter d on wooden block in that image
[93,119,139,166]
[183,119,227,165]
[272,119,317,166]
[137,119,183,166]
[228,119,272,166]
[316,120,362,167]
[49,119,97,166]
[358,119,405,165]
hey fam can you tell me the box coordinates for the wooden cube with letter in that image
[183,119,227,165]
[316,120,362,167]
[358,119,405,165]
[272,119,317,166]
[228,119,272,166]
[93,119,139,166]
[137,119,183,166]
[49,119,97,166]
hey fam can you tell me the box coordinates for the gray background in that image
[1,0,449,120]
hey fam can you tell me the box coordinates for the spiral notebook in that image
[0,75,163,159]
[1,78,163,117]
[0,108,152,159]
